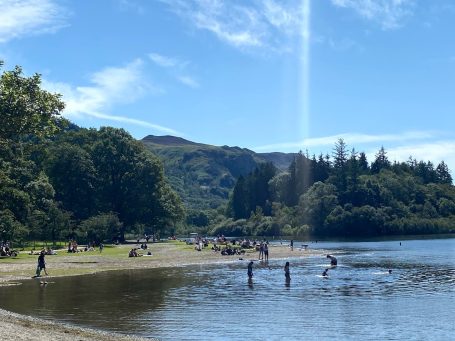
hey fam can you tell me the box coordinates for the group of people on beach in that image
[0,242,17,257]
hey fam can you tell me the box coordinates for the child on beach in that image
[33,250,48,278]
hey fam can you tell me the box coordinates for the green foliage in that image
[0,64,65,141]
[227,162,276,219]
[0,63,184,244]
[226,141,455,238]
[78,212,123,243]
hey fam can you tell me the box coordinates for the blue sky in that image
[1,0,454,172]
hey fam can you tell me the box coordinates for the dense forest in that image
[0,62,184,245]
[1,62,454,244]
[213,140,455,237]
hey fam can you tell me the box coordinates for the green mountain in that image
[141,135,295,209]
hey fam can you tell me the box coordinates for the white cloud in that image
[148,52,187,68]
[253,131,435,151]
[162,0,306,50]
[253,131,455,175]
[149,52,199,88]
[366,141,455,175]
[43,59,181,135]
[331,0,414,30]
[0,0,68,43]
[117,0,144,14]
[177,76,199,88]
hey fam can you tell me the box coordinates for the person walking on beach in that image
[248,261,254,278]
[34,250,48,277]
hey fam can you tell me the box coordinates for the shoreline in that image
[0,242,320,340]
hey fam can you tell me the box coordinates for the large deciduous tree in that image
[0,62,65,142]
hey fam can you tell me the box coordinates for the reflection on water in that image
[1,238,454,340]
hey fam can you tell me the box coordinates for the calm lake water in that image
[1,238,454,340]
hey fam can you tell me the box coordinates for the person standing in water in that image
[264,242,269,261]
[247,261,254,278]
[258,242,264,260]
[284,261,290,280]
[290,240,294,251]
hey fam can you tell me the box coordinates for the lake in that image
[1,238,454,340]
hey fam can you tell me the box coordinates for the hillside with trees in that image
[142,135,295,210]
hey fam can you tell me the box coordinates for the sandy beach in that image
[0,241,321,340]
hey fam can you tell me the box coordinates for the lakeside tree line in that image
[0,63,184,245]
[214,139,454,237]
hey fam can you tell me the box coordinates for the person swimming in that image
[388,269,392,274]
[327,254,337,266]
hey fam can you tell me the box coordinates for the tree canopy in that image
[0,63,184,245]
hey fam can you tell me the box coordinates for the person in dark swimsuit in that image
[284,261,290,280]
[327,254,337,266]
[247,261,254,278]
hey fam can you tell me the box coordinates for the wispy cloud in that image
[148,52,187,68]
[162,0,305,50]
[366,141,455,174]
[177,76,199,88]
[331,0,414,30]
[43,59,181,135]
[253,131,435,151]
[254,130,455,173]
[116,0,144,14]
[149,52,199,88]
[0,0,68,43]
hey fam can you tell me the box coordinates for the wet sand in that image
[0,242,319,340]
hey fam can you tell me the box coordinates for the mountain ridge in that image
[141,135,296,210]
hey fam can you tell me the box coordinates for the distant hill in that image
[141,135,295,210]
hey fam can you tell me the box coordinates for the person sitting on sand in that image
[327,254,337,266]
[129,248,140,257]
